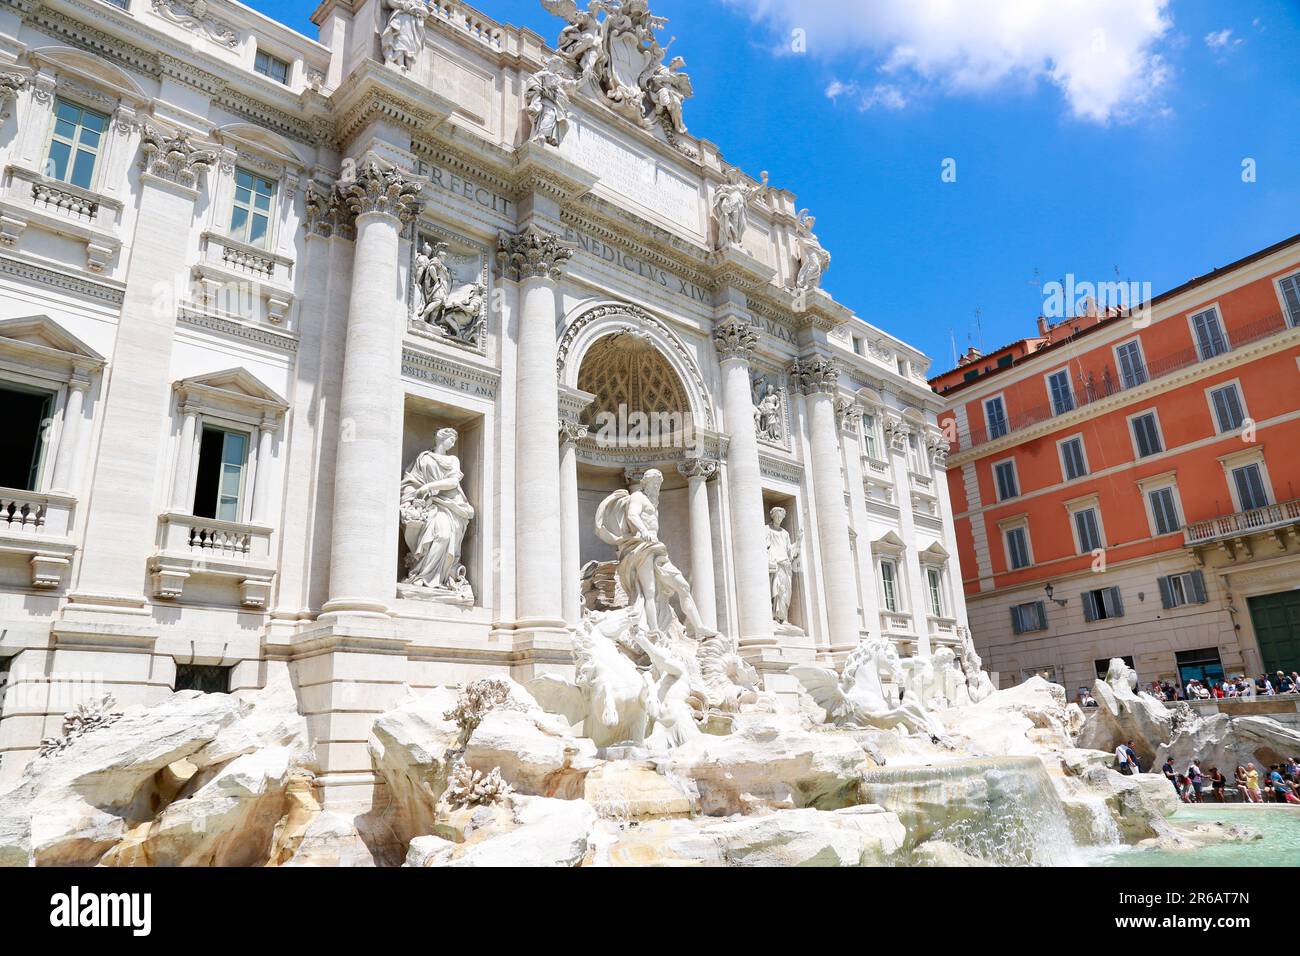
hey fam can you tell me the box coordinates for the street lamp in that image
[1044,583,1068,607]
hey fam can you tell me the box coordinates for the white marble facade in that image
[0,0,967,800]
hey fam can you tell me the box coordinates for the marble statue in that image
[380,0,429,73]
[399,429,474,602]
[959,629,996,703]
[642,50,692,133]
[752,375,783,442]
[542,0,606,79]
[765,506,801,626]
[525,57,581,147]
[413,241,486,346]
[791,636,946,739]
[713,168,768,249]
[594,468,715,640]
[793,210,831,293]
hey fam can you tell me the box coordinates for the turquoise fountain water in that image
[1087,805,1300,867]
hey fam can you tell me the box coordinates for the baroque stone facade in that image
[0,0,966,800]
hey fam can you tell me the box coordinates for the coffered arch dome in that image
[557,301,716,430]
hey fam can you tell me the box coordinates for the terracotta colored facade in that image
[933,233,1300,695]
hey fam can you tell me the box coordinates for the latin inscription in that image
[414,159,513,217]
[563,226,709,305]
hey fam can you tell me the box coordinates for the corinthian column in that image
[713,319,775,648]
[677,458,718,630]
[498,227,574,637]
[793,354,860,652]
[321,161,421,620]
[558,420,587,627]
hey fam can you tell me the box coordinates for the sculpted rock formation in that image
[1156,712,1300,775]
[1076,658,1174,765]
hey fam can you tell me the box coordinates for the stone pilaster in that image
[678,457,719,631]
[791,353,860,654]
[498,227,574,641]
[558,420,588,627]
[713,317,774,649]
[321,161,421,621]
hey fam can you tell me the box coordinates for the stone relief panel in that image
[408,225,490,354]
[751,368,789,449]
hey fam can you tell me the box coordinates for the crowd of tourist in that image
[1146,671,1300,701]
[1154,754,1300,805]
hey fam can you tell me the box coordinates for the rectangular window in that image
[1005,526,1031,570]
[1158,571,1207,609]
[46,98,108,190]
[1115,340,1147,389]
[1209,383,1245,433]
[1074,507,1103,553]
[1047,369,1075,415]
[907,434,923,473]
[984,396,1008,439]
[1010,601,1047,634]
[862,414,879,459]
[0,385,53,492]
[193,426,249,523]
[1232,463,1269,511]
[1060,436,1087,481]
[1190,307,1228,360]
[229,168,277,248]
[879,560,899,612]
[1281,275,1300,328]
[174,664,232,694]
[994,460,1019,501]
[254,49,291,85]
[1082,586,1124,622]
[927,567,943,617]
[1131,412,1162,458]
[1149,487,1181,535]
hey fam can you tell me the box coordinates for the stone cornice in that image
[331,60,456,150]
[401,343,501,400]
[0,253,124,305]
[176,306,299,352]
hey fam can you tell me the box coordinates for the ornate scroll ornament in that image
[541,0,693,134]
[304,182,355,239]
[926,432,952,468]
[559,420,589,444]
[151,0,239,49]
[712,317,759,362]
[0,73,27,118]
[140,125,219,188]
[789,354,840,395]
[676,457,717,481]
[495,226,574,281]
[345,160,423,222]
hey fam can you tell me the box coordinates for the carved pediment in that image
[29,46,148,103]
[216,123,308,171]
[0,315,105,381]
[872,530,907,555]
[174,367,288,421]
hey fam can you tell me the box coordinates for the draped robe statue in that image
[766,506,801,625]
[400,428,474,600]
[381,0,428,72]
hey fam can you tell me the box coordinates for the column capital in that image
[496,226,574,281]
[789,353,841,395]
[927,433,952,469]
[305,182,356,240]
[345,160,423,223]
[558,420,588,445]
[139,124,219,190]
[713,317,760,362]
[677,458,718,481]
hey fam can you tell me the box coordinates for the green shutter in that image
[1158,576,1174,609]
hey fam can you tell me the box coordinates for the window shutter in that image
[1082,592,1097,622]
[1191,571,1207,604]
[1282,276,1300,327]
[1034,601,1047,631]
[1010,606,1024,635]
[1106,587,1124,618]
[1157,575,1174,609]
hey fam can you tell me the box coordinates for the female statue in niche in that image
[400,428,475,602]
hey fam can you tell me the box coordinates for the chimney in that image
[1036,316,1049,336]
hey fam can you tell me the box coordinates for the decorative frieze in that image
[495,226,574,281]
[789,354,840,395]
[835,397,861,431]
[713,317,759,362]
[140,125,218,189]
[884,415,911,453]
[344,161,423,223]
[150,0,238,48]
[927,433,952,469]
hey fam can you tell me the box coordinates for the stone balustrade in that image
[879,609,913,636]
[151,512,275,607]
[0,488,77,588]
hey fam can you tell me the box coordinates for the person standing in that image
[1245,763,1262,803]
[1188,761,1204,802]
[1115,743,1134,776]
[1209,767,1226,802]
[1124,740,1142,774]
[1163,758,1179,794]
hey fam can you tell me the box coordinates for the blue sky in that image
[248,0,1300,373]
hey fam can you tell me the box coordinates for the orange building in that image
[932,232,1300,696]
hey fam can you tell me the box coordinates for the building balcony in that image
[0,488,77,588]
[926,615,962,645]
[1184,497,1300,558]
[193,231,296,325]
[879,609,914,637]
[963,310,1295,449]
[150,512,275,608]
[1,164,124,272]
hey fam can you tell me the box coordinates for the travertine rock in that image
[1155,713,1300,775]
[703,805,905,867]
[284,812,382,867]
[193,670,310,770]
[463,707,599,799]
[405,796,598,867]
[366,686,462,845]
[912,840,993,867]
[582,760,697,820]
[654,714,872,815]
[941,677,1076,755]
[1076,662,1172,765]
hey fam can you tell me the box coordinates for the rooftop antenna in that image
[974,307,984,353]
[949,329,959,367]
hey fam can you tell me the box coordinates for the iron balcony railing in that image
[964,311,1293,449]
[1184,497,1300,546]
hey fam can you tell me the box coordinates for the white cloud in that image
[728,0,1175,123]
[1204,28,1244,52]
[824,79,908,111]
